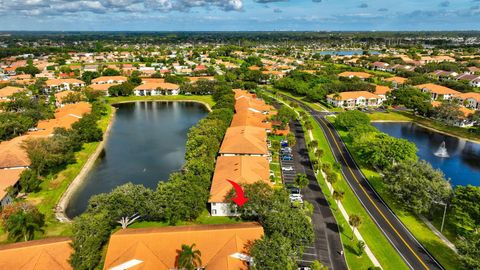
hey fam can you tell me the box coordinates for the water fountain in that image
[434,141,449,158]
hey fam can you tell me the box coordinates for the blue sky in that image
[0,0,479,31]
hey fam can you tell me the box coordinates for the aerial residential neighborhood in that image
[0,1,479,270]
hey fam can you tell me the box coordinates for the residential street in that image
[287,119,348,270]
[280,93,445,270]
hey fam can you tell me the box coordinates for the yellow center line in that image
[319,117,430,270]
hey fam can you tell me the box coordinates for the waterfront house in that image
[414,83,460,101]
[209,156,271,216]
[370,61,390,71]
[133,82,180,96]
[103,223,263,270]
[326,91,383,108]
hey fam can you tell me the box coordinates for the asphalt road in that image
[279,94,445,270]
[289,119,349,270]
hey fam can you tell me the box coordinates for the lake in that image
[65,101,208,217]
[372,122,480,187]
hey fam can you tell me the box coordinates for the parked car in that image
[290,196,304,204]
[298,267,311,270]
[281,140,289,147]
[287,186,301,196]
[282,166,294,171]
[281,155,293,161]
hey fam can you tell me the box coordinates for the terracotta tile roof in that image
[0,136,31,169]
[140,78,165,84]
[45,78,85,87]
[455,92,480,102]
[220,126,268,155]
[230,110,271,129]
[0,237,72,270]
[103,223,264,270]
[415,83,460,95]
[91,76,127,84]
[53,102,91,119]
[219,126,268,155]
[338,71,373,79]
[383,76,407,84]
[187,76,215,83]
[209,156,270,203]
[0,86,24,98]
[0,168,24,199]
[234,97,273,114]
[327,91,381,101]
[374,85,391,96]
[89,83,118,91]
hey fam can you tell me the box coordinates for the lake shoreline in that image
[372,119,480,144]
[55,99,211,222]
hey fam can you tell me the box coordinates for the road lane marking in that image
[318,117,430,270]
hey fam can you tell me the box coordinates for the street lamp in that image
[433,201,448,233]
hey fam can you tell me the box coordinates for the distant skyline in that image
[0,0,479,31]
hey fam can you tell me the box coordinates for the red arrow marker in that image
[226,179,248,207]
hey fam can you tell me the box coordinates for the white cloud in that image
[0,0,244,16]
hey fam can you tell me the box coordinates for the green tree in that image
[81,71,100,84]
[388,87,432,115]
[69,211,112,270]
[250,233,296,270]
[310,260,328,270]
[456,232,480,270]
[287,133,296,147]
[19,169,41,192]
[450,185,480,236]
[349,214,362,236]
[333,190,345,204]
[433,102,464,124]
[1,203,45,242]
[102,68,120,76]
[357,240,366,256]
[295,173,309,189]
[383,160,453,214]
[335,110,370,130]
[177,244,202,270]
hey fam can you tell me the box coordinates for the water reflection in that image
[373,122,480,187]
[65,101,208,217]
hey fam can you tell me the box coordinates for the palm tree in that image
[349,215,362,239]
[332,190,345,204]
[5,207,45,242]
[177,243,202,270]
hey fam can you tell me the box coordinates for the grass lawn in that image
[267,92,408,270]
[367,111,413,122]
[106,95,215,109]
[332,121,464,270]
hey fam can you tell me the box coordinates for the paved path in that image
[280,93,445,270]
[286,118,348,270]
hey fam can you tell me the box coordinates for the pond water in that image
[318,50,381,56]
[65,101,208,217]
[372,122,480,187]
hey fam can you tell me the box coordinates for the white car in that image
[282,166,294,171]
